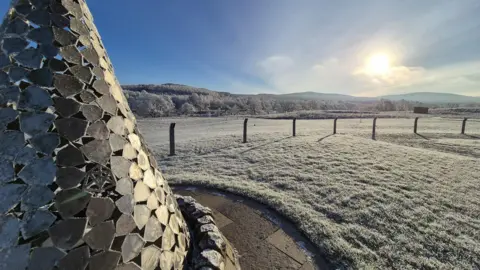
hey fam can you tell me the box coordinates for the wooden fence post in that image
[243,118,248,143]
[372,117,377,140]
[333,118,338,134]
[461,118,468,134]
[293,118,296,137]
[414,117,419,134]
[169,123,176,156]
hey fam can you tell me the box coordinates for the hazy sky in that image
[2,0,480,96]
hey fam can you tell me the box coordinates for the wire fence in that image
[137,117,480,157]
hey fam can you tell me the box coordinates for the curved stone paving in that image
[174,186,330,270]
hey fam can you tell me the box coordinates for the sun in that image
[366,53,391,75]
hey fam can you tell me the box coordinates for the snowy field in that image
[138,117,480,269]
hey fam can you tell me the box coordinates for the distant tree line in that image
[122,84,479,118]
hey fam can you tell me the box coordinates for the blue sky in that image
[2,0,480,96]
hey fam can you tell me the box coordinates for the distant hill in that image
[122,84,479,104]
[378,92,480,104]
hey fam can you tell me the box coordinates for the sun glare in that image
[366,53,391,75]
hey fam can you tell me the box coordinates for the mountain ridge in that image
[122,83,480,104]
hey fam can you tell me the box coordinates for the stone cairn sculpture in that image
[0,0,239,269]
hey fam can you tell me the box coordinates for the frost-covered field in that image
[138,117,480,269]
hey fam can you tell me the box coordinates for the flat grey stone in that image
[51,14,69,28]
[115,214,136,236]
[0,71,9,87]
[56,167,85,189]
[79,91,97,103]
[20,210,56,239]
[19,112,55,136]
[134,181,150,203]
[0,54,8,69]
[0,215,19,249]
[107,116,126,136]
[70,65,93,84]
[2,37,28,55]
[162,226,176,251]
[92,66,104,79]
[54,74,85,97]
[93,80,110,95]
[55,188,91,218]
[26,9,51,26]
[134,205,150,230]
[86,121,109,140]
[27,68,54,86]
[56,145,85,167]
[57,246,90,270]
[15,146,37,165]
[48,218,87,250]
[143,216,163,242]
[48,58,68,73]
[0,131,24,161]
[89,251,121,270]
[28,247,66,270]
[70,18,89,36]
[116,262,141,270]
[27,27,53,44]
[55,118,88,141]
[81,104,103,122]
[53,97,81,118]
[159,251,174,270]
[110,134,127,152]
[39,44,59,58]
[8,66,28,81]
[116,194,134,215]
[5,18,29,35]
[14,48,43,69]
[14,3,33,15]
[50,1,68,15]
[121,233,145,263]
[53,26,77,46]
[80,139,112,165]
[0,159,14,185]
[21,185,54,211]
[18,157,56,186]
[97,95,117,115]
[81,47,99,66]
[29,133,59,155]
[194,249,224,269]
[0,244,30,270]
[83,221,115,251]
[60,45,82,65]
[0,86,20,106]
[18,86,53,110]
[141,245,161,270]
[115,178,133,196]
[86,198,115,226]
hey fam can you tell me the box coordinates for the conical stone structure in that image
[0,0,195,269]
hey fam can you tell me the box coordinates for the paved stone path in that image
[174,186,330,270]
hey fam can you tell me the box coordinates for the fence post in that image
[333,118,338,134]
[243,118,248,143]
[461,118,468,134]
[414,117,419,134]
[293,118,296,137]
[372,117,377,140]
[169,123,176,156]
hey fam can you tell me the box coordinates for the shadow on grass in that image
[462,134,480,139]
[318,134,334,142]
[239,136,291,154]
[415,133,430,140]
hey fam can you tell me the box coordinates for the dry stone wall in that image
[0,0,192,269]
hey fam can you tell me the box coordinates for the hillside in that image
[380,92,480,103]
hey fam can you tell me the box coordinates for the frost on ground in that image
[139,117,480,269]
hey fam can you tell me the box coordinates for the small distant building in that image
[414,107,429,114]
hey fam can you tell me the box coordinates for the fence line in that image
[166,117,479,154]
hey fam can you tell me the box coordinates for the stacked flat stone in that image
[0,0,191,269]
[176,196,240,270]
